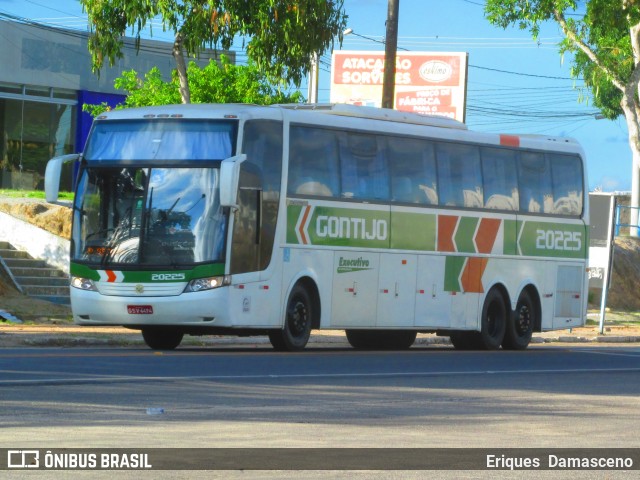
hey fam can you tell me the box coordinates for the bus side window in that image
[339,133,389,201]
[288,126,339,197]
[436,142,483,208]
[518,152,553,213]
[481,147,519,211]
[549,153,583,216]
[388,136,438,205]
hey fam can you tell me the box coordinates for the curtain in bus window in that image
[86,122,233,160]
[518,152,554,213]
[388,137,438,205]
[191,168,226,262]
[288,126,339,197]
[339,132,389,201]
[436,143,483,208]
[549,154,583,215]
[480,147,519,211]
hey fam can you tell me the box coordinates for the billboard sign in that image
[331,51,468,122]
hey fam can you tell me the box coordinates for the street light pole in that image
[382,0,399,109]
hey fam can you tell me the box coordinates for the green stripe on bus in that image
[517,221,587,259]
[286,203,586,260]
[503,220,518,256]
[286,204,304,244]
[70,262,225,282]
[455,217,479,253]
[390,211,436,251]
[444,256,466,292]
[70,263,100,280]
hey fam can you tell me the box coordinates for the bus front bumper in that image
[70,287,232,327]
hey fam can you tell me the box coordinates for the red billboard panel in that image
[331,51,468,122]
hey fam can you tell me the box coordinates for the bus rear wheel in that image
[345,330,417,350]
[268,284,312,352]
[141,328,184,350]
[502,290,535,350]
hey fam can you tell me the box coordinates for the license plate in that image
[127,305,153,314]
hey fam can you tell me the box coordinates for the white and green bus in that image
[45,103,588,351]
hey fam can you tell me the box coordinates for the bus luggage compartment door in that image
[331,252,379,327]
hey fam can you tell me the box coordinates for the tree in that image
[485,0,640,234]
[81,0,347,104]
[83,55,304,116]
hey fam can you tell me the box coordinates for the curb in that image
[2,330,640,348]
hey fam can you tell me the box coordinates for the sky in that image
[0,0,632,193]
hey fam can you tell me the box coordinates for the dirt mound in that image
[0,200,71,239]
[607,237,640,310]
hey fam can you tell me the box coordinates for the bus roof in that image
[279,103,468,130]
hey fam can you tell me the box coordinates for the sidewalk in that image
[1,322,639,348]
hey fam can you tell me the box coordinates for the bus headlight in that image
[185,275,230,292]
[71,276,97,291]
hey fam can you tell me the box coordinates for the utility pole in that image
[307,53,319,104]
[382,0,399,109]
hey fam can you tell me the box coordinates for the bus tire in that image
[268,284,312,351]
[502,290,535,350]
[478,288,507,350]
[345,330,370,349]
[449,331,481,350]
[346,330,416,350]
[386,330,417,350]
[141,328,184,350]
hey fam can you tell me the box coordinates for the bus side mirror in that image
[220,154,247,209]
[44,154,80,203]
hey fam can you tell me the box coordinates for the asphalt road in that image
[1,345,639,478]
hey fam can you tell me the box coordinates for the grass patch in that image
[0,189,74,201]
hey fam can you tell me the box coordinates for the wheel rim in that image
[516,302,532,336]
[288,297,309,337]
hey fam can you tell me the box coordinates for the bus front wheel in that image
[141,328,184,350]
[478,288,507,350]
[268,284,313,352]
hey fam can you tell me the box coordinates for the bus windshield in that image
[72,166,227,267]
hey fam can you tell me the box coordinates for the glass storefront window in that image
[0,83,22,95]
[25,86,50,97]
[52,88,77,100]
[0,90,76,191]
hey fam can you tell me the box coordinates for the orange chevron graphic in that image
[298,205,312,245]
[475,218,501,254]
[461,257,489,293]
[438,215,458,252]
[106,270,117,282]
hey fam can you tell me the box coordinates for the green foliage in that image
[484,0,640,119]
[83,55,304,114]
[0,189,74,200]
[81,0,347,87]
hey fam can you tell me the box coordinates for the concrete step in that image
[31,295,71,306]
[15,276,69,287]
[0,248,31,259]
[0,241,70,305]
[21,284,70,297]
[8,266,68,278]
[2,257,48,269]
